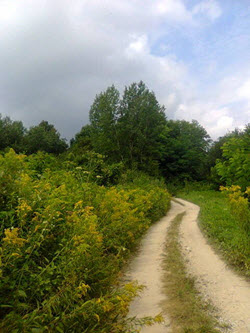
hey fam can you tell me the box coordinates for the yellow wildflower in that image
[77,283,90,297]
[3,228,27,246]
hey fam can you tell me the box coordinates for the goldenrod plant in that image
[0,149,170,332]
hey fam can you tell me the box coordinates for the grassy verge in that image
[178,190,250,278]
[162,212,224,333]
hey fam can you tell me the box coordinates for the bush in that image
[220,185,250,234]
[0,150,170,332]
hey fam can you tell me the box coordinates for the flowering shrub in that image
[220,185,250,234]
[0,150,170,332]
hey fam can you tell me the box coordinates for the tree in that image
[118,81,167,170]
[70,124,93,151]
[160,120,211,181]
[24,121,67,154]
[215,124,250,190]
[207,128,244,170]
[89,85,121,161]
[87,81,167,173]
[0,114,26,152]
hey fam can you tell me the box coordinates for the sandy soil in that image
[125,199,250,333]
[124,201,185,332]
[177,198,250,333]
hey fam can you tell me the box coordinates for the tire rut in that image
[124,199,250,333]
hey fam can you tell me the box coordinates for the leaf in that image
[31,328,44,333]
[0,304,13,308]
[17,290,27,298]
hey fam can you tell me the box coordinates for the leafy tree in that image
[0,114,26,152]
[215,124,250,190]
[89,85,122,160]
[70,124,93,151]
[160,120,211,181]
[118,81,167,170]
[207,129,245,187]
[24,121,68,154]
[87,81,167,173]
[207,128,244,170]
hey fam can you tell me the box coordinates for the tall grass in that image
[178,189,250,277]
[162,213,223,333]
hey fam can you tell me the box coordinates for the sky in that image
[0,0,250,140]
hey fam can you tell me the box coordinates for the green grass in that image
[162,213,225,333]
[178,190,250,278]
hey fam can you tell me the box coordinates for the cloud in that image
[154,0,193,23]
[125,35,149,57]
[0,0,194,139]
[0,0,248,141]
[192,0,222,20]
[237,79,250,100]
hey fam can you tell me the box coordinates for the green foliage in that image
[26,151,60,177]
[65,150,125,186]
[206,129,241,170]
[118,81,167,170]
[178,190,250,276]
[0,150,171,332]
[70,124,93,151]
[0,114,26,153]
[160,120,211,181]
[214,125,250,190]
[24,121,68,155]
[220,185,250,234]
[74,81,167,174]
[73,82,213,181]
[89,85,121,160]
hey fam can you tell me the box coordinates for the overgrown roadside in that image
[178,190,250,277]
[162,212,225,333]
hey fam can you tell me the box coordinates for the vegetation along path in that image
[125,199,250,333]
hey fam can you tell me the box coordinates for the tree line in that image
[0,117,67,154]
[0,81,249,188]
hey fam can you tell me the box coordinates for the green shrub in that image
[0,150,170,332]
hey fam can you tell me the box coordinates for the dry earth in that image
[177,198,250,333]
[124,199,250,333]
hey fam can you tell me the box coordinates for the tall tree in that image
[215,124,250,190]
[118,81,167,169]
[87,81,167,172]
[0,114,26,152]
[25,121,67,154]
[89,85,121,160]
[160,120,211,181]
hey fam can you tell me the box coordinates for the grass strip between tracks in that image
[162,212,227,333]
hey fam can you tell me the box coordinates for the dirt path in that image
[177,198,250,333]
[124,201,185,332]
[125,199,250,333]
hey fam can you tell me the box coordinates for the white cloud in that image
[209,115,234,138]
[192,0,222,20]
[237,79,250,100]
[154,0,193,23]
[125,35,149,58]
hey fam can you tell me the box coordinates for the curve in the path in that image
[177,198,250,333]
[125,199,250,333]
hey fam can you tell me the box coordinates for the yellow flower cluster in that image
[3,228,27,246]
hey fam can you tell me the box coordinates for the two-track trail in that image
[124,199,250,333]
